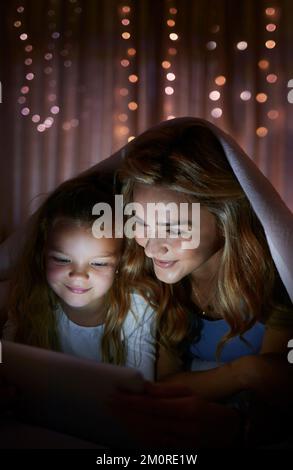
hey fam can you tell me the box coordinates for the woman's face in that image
[132,184,223,284]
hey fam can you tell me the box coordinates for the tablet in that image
[1,341,144,447]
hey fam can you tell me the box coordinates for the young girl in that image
[113,117,293,447]
[3,175,156,381]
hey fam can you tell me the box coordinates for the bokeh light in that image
[240,91,252,101]
[21,107,30,116]
[265,8,275,16]
[209,90,220,101]
[128,101,138,110]
[122,32,131,40]
[256,93,268,103]
[236,41,248,50]
[51,106,60,114]
[166,73,176,81]
[206,41,217,50]
[26,73,34,80]
[266,73,278,83]
[127,48,136,56]
[267,110,279,119]
[169,33,179,41]
[32,114,41,123]
[165,86,174,95]
[266,23,277,32]
[215,75,226,86]
[265,40,276,49]
[211,108,223,118]
[258,59,269,69]
[162,61,171,69]
[128,74,138,83]
[256,127,268,137]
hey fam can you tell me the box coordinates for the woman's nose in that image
[144,238,169,258]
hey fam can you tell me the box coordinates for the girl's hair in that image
[118,120,292,358]
[8,174,130,365]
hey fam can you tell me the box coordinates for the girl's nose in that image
[68,267,90,279]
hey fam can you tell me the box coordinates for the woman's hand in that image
[231,353,293,407]
[0,371,17,414]
[109,382,241,448]
[158,360,241,401]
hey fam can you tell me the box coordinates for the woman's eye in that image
[168,228,180,236]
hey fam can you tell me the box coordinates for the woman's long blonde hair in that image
[118,120,291,358]
[9,174,133,365]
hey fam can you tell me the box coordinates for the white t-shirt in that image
[55,292,156,380]
[2,292,156,381]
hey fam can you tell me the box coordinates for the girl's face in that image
[132,184,223,284]
[46,220,121,310]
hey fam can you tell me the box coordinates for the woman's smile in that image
[153,258,178,269]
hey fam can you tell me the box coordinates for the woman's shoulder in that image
[1,316,16,341]
[264,277,293,329]
[265,305,293,329]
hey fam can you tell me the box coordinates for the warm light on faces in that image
[45,219,121,313]
[132,184,223,284]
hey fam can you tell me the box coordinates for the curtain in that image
[0,0,292,237]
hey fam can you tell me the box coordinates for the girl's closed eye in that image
[90,261,111,268]
[50,255,71,264]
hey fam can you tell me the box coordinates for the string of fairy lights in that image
[13,1,292,140]
[118,3,137,143]
[162,4,178,120]
[15,4,58,132]
[14,0,81,133]
[205,5,283,137]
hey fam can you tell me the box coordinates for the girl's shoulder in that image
[123,291,155,334]
[129,291,155,320]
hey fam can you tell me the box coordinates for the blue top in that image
[190,317,266,363]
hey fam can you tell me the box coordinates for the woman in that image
[113,117,293,447]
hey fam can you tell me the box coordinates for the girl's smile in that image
[65,285,93,294]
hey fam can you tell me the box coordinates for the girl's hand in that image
[109,382,241,448]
